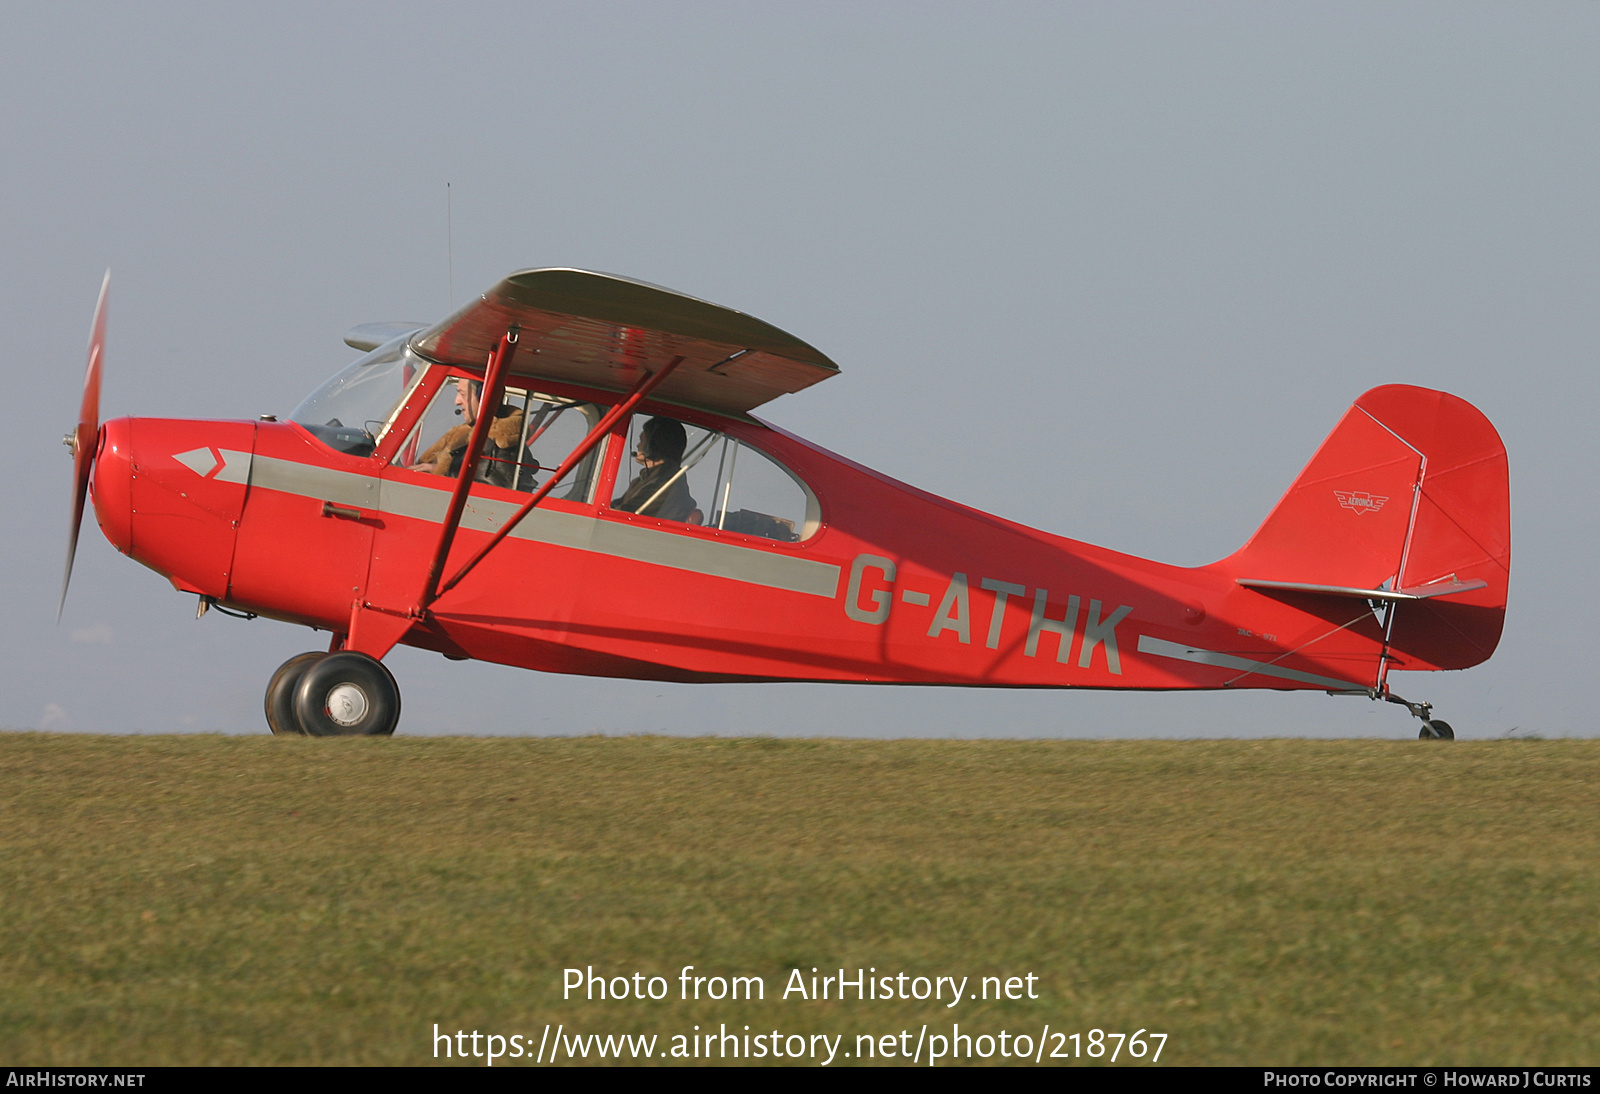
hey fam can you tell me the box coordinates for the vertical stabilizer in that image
[1222,385,1509,671]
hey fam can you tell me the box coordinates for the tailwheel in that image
[1419,719,1455,741]
[265,652,325,735]
[292,652,401,737]
[1383,690,1455,741]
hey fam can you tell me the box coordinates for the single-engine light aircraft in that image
[61,269,1509,739]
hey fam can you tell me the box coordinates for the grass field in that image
[1,733,1597,1066]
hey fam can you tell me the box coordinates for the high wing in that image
[409,268,841,417]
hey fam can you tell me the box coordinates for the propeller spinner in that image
[60,270,108,621]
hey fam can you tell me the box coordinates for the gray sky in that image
[4,3,1595,739]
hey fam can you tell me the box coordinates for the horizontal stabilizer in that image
[1238,577,1488,602]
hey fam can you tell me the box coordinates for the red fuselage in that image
[90,370,1504,695]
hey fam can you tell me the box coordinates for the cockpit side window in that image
[398,376,605,503]
[613,415,819,542]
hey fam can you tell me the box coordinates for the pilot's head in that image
[635,416,687,468]
[453,378,481,425]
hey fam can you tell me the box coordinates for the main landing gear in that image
[1383,690,1454,741]
[264,651,402,737]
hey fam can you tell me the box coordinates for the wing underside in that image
[409,269,841,417]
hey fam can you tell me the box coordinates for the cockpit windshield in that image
[290,335,422,456]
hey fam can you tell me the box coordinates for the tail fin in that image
[1222,385,1509,671]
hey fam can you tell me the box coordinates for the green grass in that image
[1,734,1597,1066]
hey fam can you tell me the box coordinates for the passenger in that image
[612,416,696,521]
[413,379,525,487]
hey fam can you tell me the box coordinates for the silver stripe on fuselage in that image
[1135,635,1363,690]
[247,454,841,599]
[216,449,252,484]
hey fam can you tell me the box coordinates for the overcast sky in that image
[4,3,1595,739]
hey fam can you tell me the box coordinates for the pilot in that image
[413,378,526,487]
[612,416,696,521]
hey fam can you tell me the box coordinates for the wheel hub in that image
[326,683,370,727]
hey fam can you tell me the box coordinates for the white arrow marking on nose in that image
[173,447,252,483]
[174,447,220,478]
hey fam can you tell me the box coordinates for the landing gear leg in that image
[1382,690,1454,740]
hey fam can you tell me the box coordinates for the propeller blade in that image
[60,270,109,621]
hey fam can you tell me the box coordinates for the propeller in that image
[60,270,108,621]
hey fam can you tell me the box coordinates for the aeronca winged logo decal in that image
[1334,490,1388,515]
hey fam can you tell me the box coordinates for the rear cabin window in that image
[397,377,604,503]
[612,415,819,542]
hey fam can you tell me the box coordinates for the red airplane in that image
[62,269,1509,739]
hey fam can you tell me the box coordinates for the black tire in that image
[1419,719,1455,741]
[292,652,401,737]
[264,652,325,736]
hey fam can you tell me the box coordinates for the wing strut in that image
[417,326,520,612]
[422,353,686,609]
